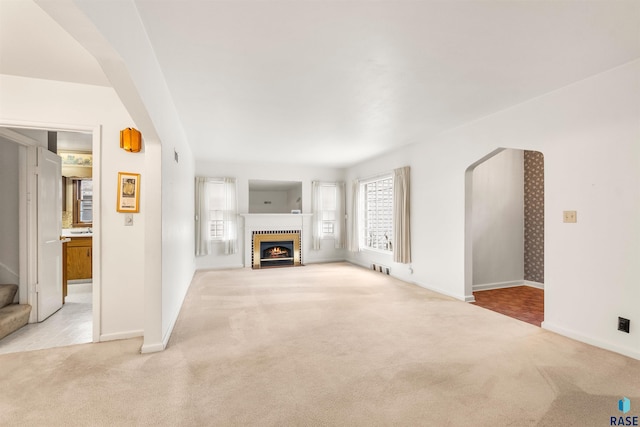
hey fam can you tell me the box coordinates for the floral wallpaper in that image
[524,150,544,283]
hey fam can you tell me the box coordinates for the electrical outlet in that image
[618,317,630,333]
[563,210,577,223]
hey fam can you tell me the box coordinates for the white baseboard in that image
[542,321,640,361]
[410,280,469,302]
[472,280,544,291]
[305,257,348,265]
[197,264,245,272]
[100,329,143,342]
[347,259,469,302]
[141,342,165,354]
[524,280,544,289]
[473,280,525,292]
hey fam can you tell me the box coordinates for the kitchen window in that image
[73,178,93,226]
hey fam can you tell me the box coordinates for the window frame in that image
[207,181,226,242]
[360,175,394,253]
[318,183,338,239]
[72,178,93,227]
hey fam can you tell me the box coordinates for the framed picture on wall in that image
[117,172,140,213]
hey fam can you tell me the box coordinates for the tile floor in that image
[0,283,93,355]
[471,285,544,327]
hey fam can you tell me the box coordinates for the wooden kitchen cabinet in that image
[62,236,92,303]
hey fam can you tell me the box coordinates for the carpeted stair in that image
[0,284,31,340]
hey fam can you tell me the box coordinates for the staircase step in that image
[0,284,18,309]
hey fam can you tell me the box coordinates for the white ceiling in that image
[2,1,640,168]
[0,0,109,87]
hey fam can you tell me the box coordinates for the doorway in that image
[0,124,101,354]
[464,148,545,325]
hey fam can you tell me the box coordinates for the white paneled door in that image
[37,147,63,321]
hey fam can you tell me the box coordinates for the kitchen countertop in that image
[62,228,93,238]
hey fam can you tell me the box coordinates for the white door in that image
[37,147,63,321]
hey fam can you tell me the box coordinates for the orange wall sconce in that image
[120,128,142,152]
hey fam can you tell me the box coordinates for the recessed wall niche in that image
[248,180,302,214]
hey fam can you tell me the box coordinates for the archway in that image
[465,148,544,325]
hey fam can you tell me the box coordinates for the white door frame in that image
[0,120,101,343]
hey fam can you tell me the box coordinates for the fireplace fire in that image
[264,246,291,259]
[252,230,301,269]
[260,242,294,267]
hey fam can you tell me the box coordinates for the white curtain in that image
[335,182,346,249]
[311,181,322,250]
[195,177,210,256]
[222,177,238,255]
[348,179,361,252]
[393,166,411,264]
[311,181,346,250]
[194,177,238,256]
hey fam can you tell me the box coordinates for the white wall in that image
[345,149,415,281]
[160,140,195,348]
[0,138,20,290]
[0,74,146,340]
[346,59,640,359]
[249,190,290,213]
[471,149,524,289]
[43,0,198,352]
[195,160,346,270]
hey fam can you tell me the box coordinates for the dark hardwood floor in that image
[471,286,544,327]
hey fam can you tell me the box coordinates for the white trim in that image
[410,279,470,302]
[305,258,347,265]
[361,247,393,256]
[346,260,470,302]
[141,342,165,354]
[472,280,544,292]
[1,120,102,344]
[524,280,544,289]
[473,280,526,292]
[197,264,245,272]
[542,321,640,361]
[100,329,144,342]
[90,125,101,343]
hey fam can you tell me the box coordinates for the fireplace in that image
[252,230,301,269]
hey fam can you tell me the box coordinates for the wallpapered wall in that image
[524,150,544,283]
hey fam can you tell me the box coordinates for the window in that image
[207,181,225,240]
[195,177,238,256]
[320,185,337,237]
[362,176,393,251]
[312,181,346,250]
[72,179,92,226]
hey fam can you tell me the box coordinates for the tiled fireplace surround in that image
[241,214,311,268]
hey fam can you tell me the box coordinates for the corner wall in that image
[0,74,146,340]
[346,60,640,359]
[471,149,524,289]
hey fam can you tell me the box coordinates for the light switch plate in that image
[124,213,133,226]
[563,210,577,223]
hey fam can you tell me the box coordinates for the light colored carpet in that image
[0,262,638,426]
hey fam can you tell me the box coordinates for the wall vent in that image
[372,264,390,275]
